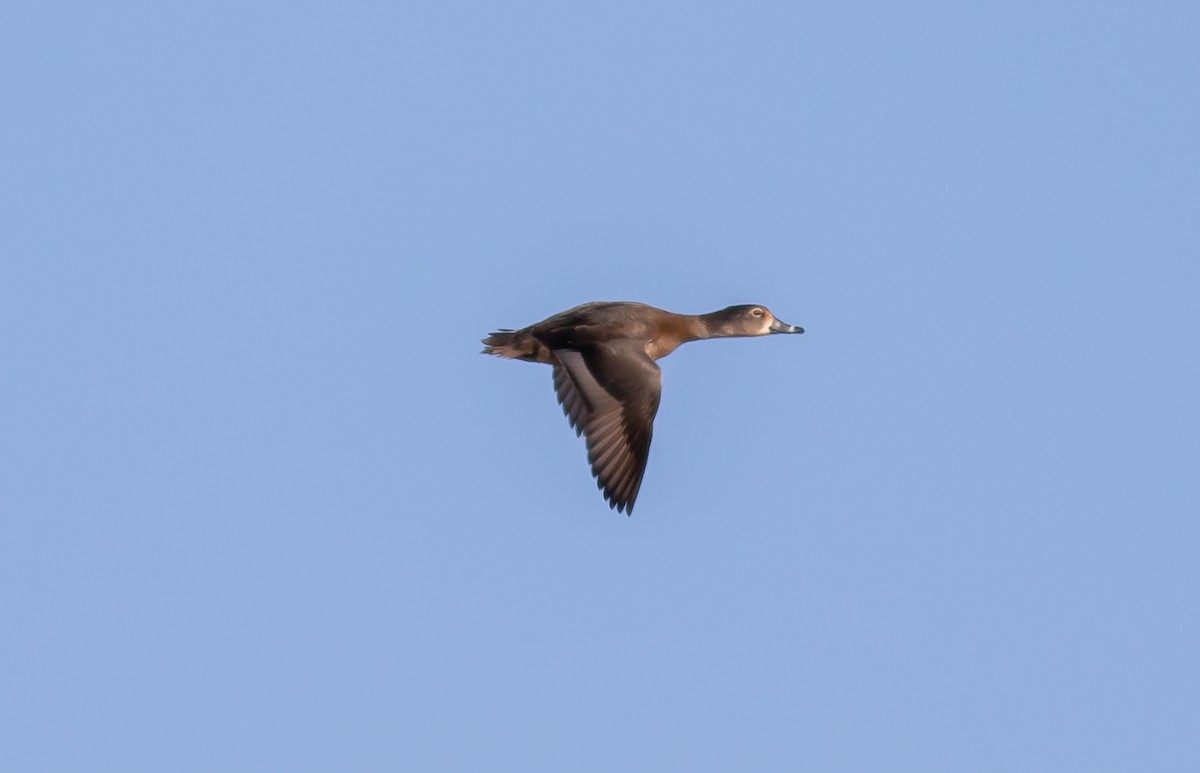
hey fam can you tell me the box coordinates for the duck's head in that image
[705,304,805,337]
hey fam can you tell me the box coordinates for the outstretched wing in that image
[551,342,662,514]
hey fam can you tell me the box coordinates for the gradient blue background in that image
[3,2,1197,770]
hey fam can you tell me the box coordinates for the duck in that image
[482,302,804,515]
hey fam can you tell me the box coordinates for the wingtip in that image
[608,497,635,516]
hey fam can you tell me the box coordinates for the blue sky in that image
[3,2,1197,770]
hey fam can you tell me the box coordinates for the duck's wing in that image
[551,341,662,515]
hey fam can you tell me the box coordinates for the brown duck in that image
[482,302,804,515]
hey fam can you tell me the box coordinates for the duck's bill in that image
[769,319,804,334]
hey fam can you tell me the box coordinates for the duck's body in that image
[482,302,804,514]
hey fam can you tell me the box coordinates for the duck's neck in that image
[691,310,734,339]
[664,311,736,342]
[674,312,714,342]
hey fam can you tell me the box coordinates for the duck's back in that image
[530,302,662,349]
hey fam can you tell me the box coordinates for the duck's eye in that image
[751,308,764,317]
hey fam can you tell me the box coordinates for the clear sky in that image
[3,2,1197,771]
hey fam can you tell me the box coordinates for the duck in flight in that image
[482,302,805,515]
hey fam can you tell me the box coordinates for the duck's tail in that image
[480,328,548,362]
